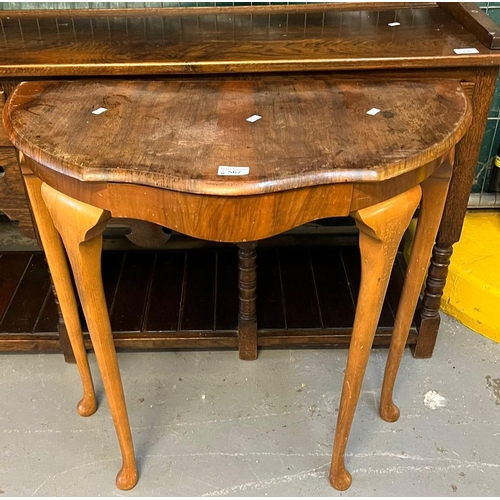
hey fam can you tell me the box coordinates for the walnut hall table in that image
[3,76,471,490]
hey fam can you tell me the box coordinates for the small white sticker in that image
[453,48,479,54]
[218,166,250,176]
[92,107,107,115]
[366,108,381,116]
[388,22,400,27]
[246,114,262,123]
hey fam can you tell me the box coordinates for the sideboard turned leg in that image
[41,183,138,491]
[237,241,258,361]
[414,68,498,359]
[329,186,421,491]
[380,161,452,423]
[23,173,96,417]
[412,244,452,358]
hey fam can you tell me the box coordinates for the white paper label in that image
[366,108,381,116]
[388,22,400,27]
[218,166,250,176]
[453,48,479,54]
[246,114,262,123]
[92,107,107,115]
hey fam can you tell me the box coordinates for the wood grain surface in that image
[438,2,500,49]
[0,91,12,146]
[0,147,33,236]
[0,5,496,76]
[4,78,470,195]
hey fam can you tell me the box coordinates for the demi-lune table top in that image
[4,77,470,196]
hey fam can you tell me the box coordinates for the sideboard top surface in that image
[1,4,500,76]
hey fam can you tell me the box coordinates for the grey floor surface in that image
[1,314,500,497]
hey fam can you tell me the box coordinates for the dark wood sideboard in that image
[0,2,499,361]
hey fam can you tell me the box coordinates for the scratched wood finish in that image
[0,5,497,76]
[5,78,470,195]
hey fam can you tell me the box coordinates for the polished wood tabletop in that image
[0,3,497,76]
[5,77,469,195]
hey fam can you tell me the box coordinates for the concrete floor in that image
[1,314,500,496]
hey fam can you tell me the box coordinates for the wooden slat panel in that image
[341,246,395,327]
[144,251,185,332]
[256,249,286,330]
[279,247,322,329]
[384,252,413,325]
[214,249,239,331]
[109,252,155,332]
[0,253,51,333]
[180,250,216,331]
[33,286,59,333]
[0,248,418,352]
[101,251,126,309]
[310,246,356,328]
[0,253,31,320]
[0,4,435,17]
[78,251,125,332]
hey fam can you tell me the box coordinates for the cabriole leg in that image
[24,173,96,417]
[41,183,138,491]
[380,162,452,422]
[329,186,421,491]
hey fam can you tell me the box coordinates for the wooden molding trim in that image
[0,3,435,19]
[438,2,500,50]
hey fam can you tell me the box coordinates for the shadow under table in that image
[0,238,417,355]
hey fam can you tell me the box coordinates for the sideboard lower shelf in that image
[0,245,417,354]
